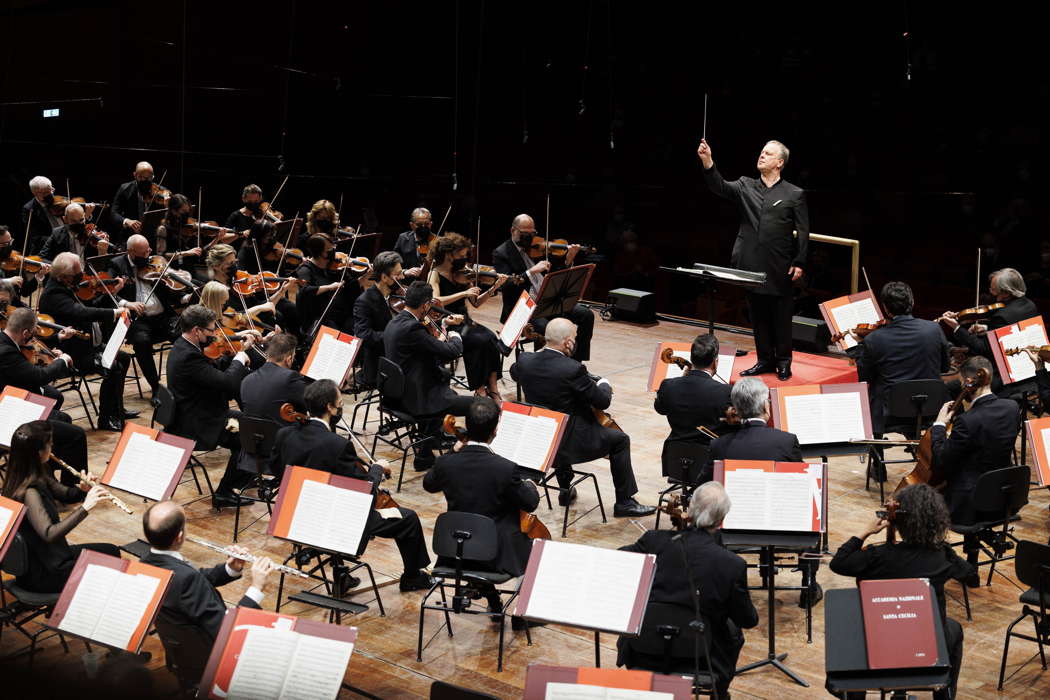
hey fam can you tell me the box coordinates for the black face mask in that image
[333,406,344,423]
[132,255,150,269]
[515,235,532,249]
[414,225,431,239]
[245,201,262,213]
[69,223,86,235]
[199,331,215,348]
[137,179,153,192]
[314,219,334,233]
[71,272,84,286]
[326,249,336,261]
[43,193,55,206]
[225,263,238,278]
[0,246,11,261]
[451,257,468,271]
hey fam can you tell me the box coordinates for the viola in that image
[279,403,309,423]
[659,347,692,372]
[48,196,105,217]
[658,493,688,531]
[202,328,251,360]
[33,313,91,341]
[21,337,63,366]
[937,302,1005,326]
[829,319,888,344]
[81,223,119,251]
[585,371,623,431]
[221,307,275,333]
[878,499,902,545]
[416,231,438,257]
[231,270,306,296]
[1005,345,1050,364]
[144,182,172,207]
[142,255,196,292]
[528,236,597,260]
[76,272,125,301]
[0,250,50,274]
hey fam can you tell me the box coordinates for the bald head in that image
[64,203,85,223]
[510,214,537,248]
[127,234,150,258]
[512,214,535,230]
[143,500,185,550]
[544,317,578,354]
[134,162,154,177]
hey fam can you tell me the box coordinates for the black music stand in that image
[660,263,766,335]
[532,264,596,321]
[140,208,166,242]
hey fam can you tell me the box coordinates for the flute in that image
[186,537,311,579]
[50,456,134,515]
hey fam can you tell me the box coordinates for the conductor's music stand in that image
[659,264,766,335]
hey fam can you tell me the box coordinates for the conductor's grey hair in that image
[767,140,790,167]
[991,268,1026,298]
[688,482,732,530]
[731,376,769,420]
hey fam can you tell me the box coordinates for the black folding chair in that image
[998,539,1050,689]
[620,601,719,698]
[372,357,435,492]
[151,385,215,500]
[154,615,213,696]
[0,532,74,667]
[951,465,1030,587]
[655,436,710,530]
[867,380,947,501]
[231,415,281,542]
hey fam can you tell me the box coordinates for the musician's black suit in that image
[393,230,424,273]
[20,198,55,253]
[110,180,152,246]
[353,284,394,386]
[109,254,179,392]
[491,238,595,361]
[423,444,540,576]
[951,295,1040,361]
[654,369,732,438]
[510,348,639,501]
[618,527,758,695]
[240,361,307,426]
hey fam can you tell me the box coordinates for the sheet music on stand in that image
[139,208,166,242]
[0,495,27,563]
[1025,415,1050,486]
[101,310,131,369]
[199,606,357,700]
[0,386,55,447]
[689,262,767,286]
[523,664,693,700]
[100,423,195,502]
[770,382,873,447]
[301,325,362,385]
[498,290,537,351]
[714,460,827,533]
[47,549,172,653]
[646,340,736,390]
[989,315,1049,385]
[489,401,568,473]
[269,465,375,558]
[819,290,883,351]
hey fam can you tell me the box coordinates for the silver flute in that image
[186,536,311,578]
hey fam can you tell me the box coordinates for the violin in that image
[452,264,524,288]
[182,219,236,239]
[81,223,119,251]
[442,415,550,539]
[937,303,1004,326]
[48,196,105,217]
[76,272,125,301]
[528,236,597,260]
[877,499,902,545]
[1005,345,1050,363]
[416,231,438,257]
[221,307,275,333]
[0,250,50,274]
[142,256,196,292]
[144,182,172,207]
[34,313,91,341]
[387,294,406,316]
[829,319,888,344]
[202,328,252,360]
[328,252,371,275]
[21,337,64,366]
[231,270,306,296]
[259,202,284,223]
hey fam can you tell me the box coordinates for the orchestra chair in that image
[0,532,74,667]
[867,379,948,501]
[655,436,710,530]
[373,357,436,492]
[52,371,100,431]
[417,512,531,672]
[347,365,381,431]
[151,385,215,501]
[618,601,718,698]
[998,540,1050,689]
[276,543,386,625]
[154,615,213,696]
[510,336,542,403]
[950,465,1030,588]
[232,415,281,542]
[430,680,501,700]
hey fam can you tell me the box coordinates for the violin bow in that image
[196,186,203,250]
[249,240,268,300]
[274,210,299,275]
[544,192,551,265]
[862,266,873,294]
[307,233,354,341]
[435,204,452,235]
[145,169,168,211]
[65,177,72,203]
[975,247,981,306]
[19,208,32,279]
[142,250,178,307]
[85,262,126,312]
[265,175,290,222]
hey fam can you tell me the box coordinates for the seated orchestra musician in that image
[708,377,822,608]
[153,193,207,270]
[166,304,261,510]
[239,332,306,426]
[382,280,473,471]
[111,161,158,245]
[492,213,595,361]
[40,252,134,432]
[296,232,354,337]
[393,207,432,281]
[427,232,509,401]
[423,396,541,625]
[510,317,655,518]
[234,219,300,337]
[21,175,63,254]
[654,334,733,440]
[141,500,275,641]
[223,183,266,250]
[1,420,120,593]
[830,484,974,700]
[39,202,112,262]
[267,379,435,592]
[353,250,403,387]
[617,482,758,698]
[930,355,1019,572]
[939,268,1039,361]
[1,225,50,301]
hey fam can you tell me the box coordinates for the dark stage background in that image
[2,1,1047,327]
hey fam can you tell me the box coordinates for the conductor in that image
[697,139,809,380]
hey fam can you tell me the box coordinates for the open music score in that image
[770,382,873,446]
[301,325,362,385]
[100,423,195,502]
[646,340,736,390]
[490,401,568,473]
[499,290,537,350]
[1025,415,1050,486]
[715,460,827,533]
[0,495,27,563]
[269,466,374,557]
[514,540,656,635]
[101,310,130,369]
[199,606,357,700]
[523,664,693,700]
[819,290,883,351]
[0,386,55,448]
[989,315,1049,384]
[48,550,171,653]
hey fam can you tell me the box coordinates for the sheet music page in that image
[525,541,646,632]
[1040,427,1050,484]
[499,294,535,347]
[606,689,675,700]
[305,333,357,384]
[57,563,119,639]
[544,684,608,700]
[999,324,1048,382]
[280,633,355,700]
[490,410,528,460]
[722,469,770,529]
[513,414,558,470]
[322,487,372,555]
[0,395,47,447]
[101,315,129,369]
[91,572,159,649]
[723,469,817,531]
[106,431,185,501]
[226,627,298,700]
[0,503,13,537]
[685,266,760,283]
[829,297,879,349]
[783,392,865,444]
[286,479,332,549]
[715,352,735,383]
[663,350,691,380]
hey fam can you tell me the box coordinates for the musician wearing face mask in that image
[0,225,50,300]
[300,199,340,248]
[354,251,403,386]
[394,207,433,280]
[224,183,266,249]
[40,203,111,262]
[154,194,205,270]
[232,220,299,336]
[111,161,157,244]
[938,268,1040,366]
[296,233,353,336]
[21,175,63,254]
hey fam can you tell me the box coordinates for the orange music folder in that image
[301,325,362,385]
[1026,416,1050,486]
[990,315,1048,385]
[0,495,27,563]
[646,340,737,391]
[490,401,568,473]
[819,290,883,351]
[100,423,195,501]
[770,382,873,445]
[715,460,827,533]
[523,664,694,699]
[0,386,56,447]
[269,466,375,557]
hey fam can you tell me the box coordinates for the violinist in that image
[21,175,63,253]
[39,252,134,432]
[383,281,472,471]
[930,356,1019,569]
[427,232,508,400]
[224,184,265,248]
[40,202,111,262]
[295,234,353,336]
[353,251,403,386]
[393,207,433,280]
[154,194,207,270]
[200,280,275,336]
[302,199,340,248]
[240,333,305,426]
[423,396,541,624]
[233,220,300,337]
[492,213,596,361]
[654,334,733,439]
[111,161,157,244]
[0,225,49,301]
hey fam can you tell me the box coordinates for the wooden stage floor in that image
[3,303,1049,699]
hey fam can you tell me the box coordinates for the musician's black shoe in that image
[798,583,824,609]
[414,455,435,472]
[121,409,141,419]
[613,499,657,518]
[211,492,241,510]
[511,616,547,631]
[964,573,981,588]
[776,363,792,381]
[399,570,438,592]
[558,487,578,507]
[739,362,775,376]
[336,572,361,593]
[98,415,125,432]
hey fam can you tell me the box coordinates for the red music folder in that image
[514,539,656,635]
[490,401,568,473]
[714,460,827,533]
[0,495,27,563]
[819,290,883,351]
[301,325,362,385]
[1025,415,1050,486]
[100,423,195,501]
[499,290,537,349]
[770,382,873,445]
[0,386,56,448]
[859,578,939,669]
[48,549,172,653]
[199,606,358,700]
[269,465,375,557]
[989,315,1048,385]
[523,664,694,700]
[646,340,736,391]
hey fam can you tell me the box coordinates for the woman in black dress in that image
[295,233,359,336]
[0,421,120,593]
[427,232,509,399]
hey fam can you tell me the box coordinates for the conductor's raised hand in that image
[696,139,713,169]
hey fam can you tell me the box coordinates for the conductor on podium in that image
[697,139,809,380]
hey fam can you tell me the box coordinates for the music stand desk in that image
[660,264,765,335]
